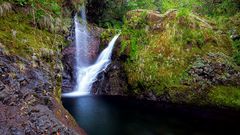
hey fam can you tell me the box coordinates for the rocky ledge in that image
[0,48,85,135]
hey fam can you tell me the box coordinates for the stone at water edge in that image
[0,49,86,135]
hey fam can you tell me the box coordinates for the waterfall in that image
[62,7,120,97]
[74,6,89,67]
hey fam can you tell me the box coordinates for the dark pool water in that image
[62,96,240,135]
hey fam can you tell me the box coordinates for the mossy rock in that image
[0,13,65,61]
[208,86,240,108]
[122,9,240,107]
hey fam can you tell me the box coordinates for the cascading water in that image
[74,6,90,67]
[62,7,120,97]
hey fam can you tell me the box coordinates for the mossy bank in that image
[0,0,86,134]
[97,1,240,109]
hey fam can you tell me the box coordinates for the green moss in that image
[54,85,62,103]
[123,10,233,96]
[55,65,63,103]
[161,0,201,13]
[121,11,149,57]
[233,39,240,65]
[0,11,65,102]
[208,86,240,108]
[0,13,65,60]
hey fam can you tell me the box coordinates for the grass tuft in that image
[0,2,12,17]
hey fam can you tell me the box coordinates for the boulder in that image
[121,9,239,107]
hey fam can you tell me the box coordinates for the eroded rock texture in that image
[0,49,85,135]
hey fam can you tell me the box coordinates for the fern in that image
[37,15,69,33]
[38,14,54,30]
[0,2,12,17]
[0,6,3,16]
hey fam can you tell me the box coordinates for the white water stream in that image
[62,7,120,97]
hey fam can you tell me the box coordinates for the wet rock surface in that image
[91,38,129,96]
[62,43,76,93]
[91,60,128,96]
[0,49,85,135]
[62,25,103,93]
[62,26,129,95]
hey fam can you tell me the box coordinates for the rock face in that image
[0,49,85,135]
[91,60,128,96]
[91,38,129,95]
[167,53,240,104]
[62,43,76,93]
[186,53,240,88]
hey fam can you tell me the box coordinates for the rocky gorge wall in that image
[0,0,87,134]
[61,6,240,109]
[1,0,238,134]
[0,46,86,134]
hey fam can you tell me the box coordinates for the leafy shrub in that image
[160,0,201,14]
[51,1,61,15]
[127,0,160,10]
[201,0,239,17]
[15,0,28,6]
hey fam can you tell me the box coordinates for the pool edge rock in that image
[0,48,86,135]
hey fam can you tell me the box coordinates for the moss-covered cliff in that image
[121,3,240,108]
[1,0,240,133]
[96,0,240,109]
[0,0,86,134]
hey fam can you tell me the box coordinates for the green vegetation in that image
[0,13,64,60]
[127,0,160,10]
[1,0,62,18]
[0,1,12,16]
[98,0,240,108]
[122,10,232,95]
[0,0,85,104]
[121,11,149,59]
[0,0,78,105]
[161,0,200,13]
[0,0,86,58]
[233,39,240,65]
[0,0,84,32]
[209,86,240,108]
[101,0,239,60]
[0,0,240,108]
